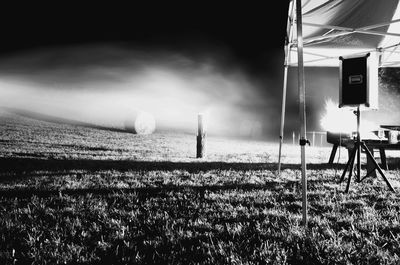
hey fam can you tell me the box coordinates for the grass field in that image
[1,112,400,264]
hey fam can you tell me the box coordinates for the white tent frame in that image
[278,0,400,226]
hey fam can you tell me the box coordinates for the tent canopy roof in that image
[288,0,400,67]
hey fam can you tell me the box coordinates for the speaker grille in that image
[341,56,367,106]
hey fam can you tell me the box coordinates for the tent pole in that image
[278,62,289,175]
[296,0,308,227]
[278,0,294,175]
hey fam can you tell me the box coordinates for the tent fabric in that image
[288,0,400,67]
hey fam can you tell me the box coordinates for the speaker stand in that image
[339,107,395,193]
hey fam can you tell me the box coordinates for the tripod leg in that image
[356,142,361,182]
[328,144,338,164]
[340,146,357,183]
[365,146,377,179]
[345,149,357,193]
[379,148,388,170]
[361,143,395,192]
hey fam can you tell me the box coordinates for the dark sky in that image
[0,2,290,74]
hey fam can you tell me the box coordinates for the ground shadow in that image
[0,157,396,197]
[0,157,350,175]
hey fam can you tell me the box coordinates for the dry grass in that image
[1,113,400,264]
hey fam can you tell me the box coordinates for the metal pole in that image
[296,0,308,227]
[278,0,295,175]
[278,64,289,173]
[356,106,361,182]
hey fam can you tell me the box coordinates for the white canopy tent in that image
[278,0,400,225]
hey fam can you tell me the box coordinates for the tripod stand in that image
[339,106,395,193]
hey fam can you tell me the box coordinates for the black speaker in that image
[339,52,378,109]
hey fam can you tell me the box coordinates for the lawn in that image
[1,112,400,264]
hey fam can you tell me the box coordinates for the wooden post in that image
[320,133,323,147]
[196,113,206,158]
[312,131,315,147]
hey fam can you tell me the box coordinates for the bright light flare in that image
[320,98,380,138]
[320,99,354,133]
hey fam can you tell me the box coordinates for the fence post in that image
[312,131,315,147]
[196,113,206,158]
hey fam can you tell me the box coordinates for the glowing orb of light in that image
[124,110,156,134]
